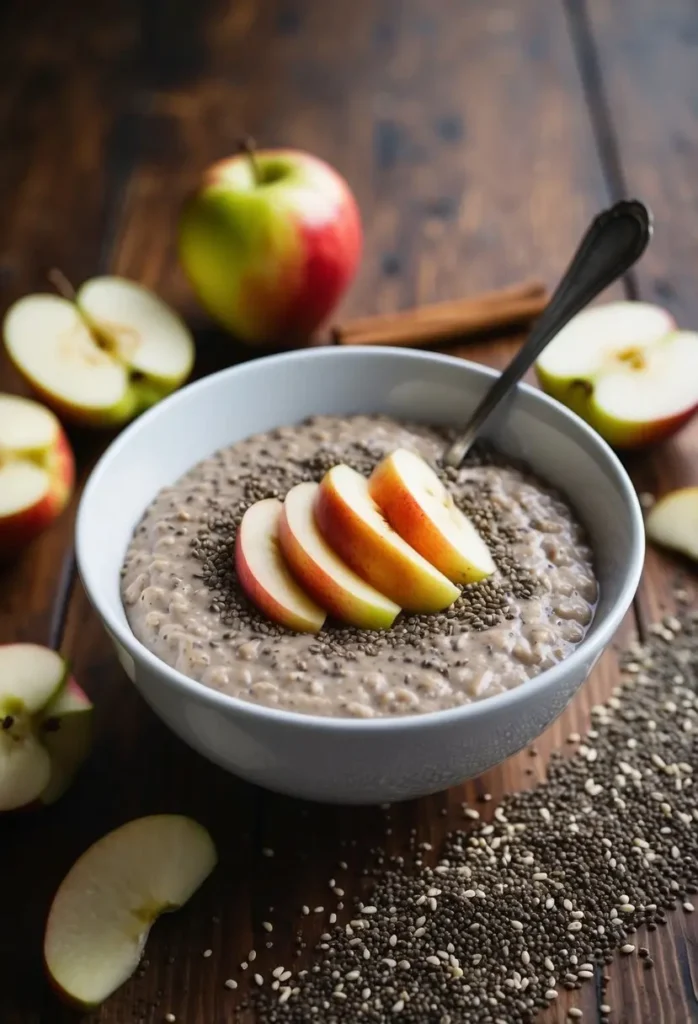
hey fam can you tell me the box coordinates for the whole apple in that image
[178,146,362,345]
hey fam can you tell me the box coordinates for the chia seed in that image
[254,612,698,1022]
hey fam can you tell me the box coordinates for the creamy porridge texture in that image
[121,415,597,718]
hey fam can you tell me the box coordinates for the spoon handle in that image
[443,199,653,468]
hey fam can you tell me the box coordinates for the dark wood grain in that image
[1,0,694,1022]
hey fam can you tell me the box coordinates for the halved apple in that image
[368,448,495,585]
[0,393,74,557]
[4,277,195,427]
[235,498,326,632]
[646,487,698,562]
[279,482,400,629]
[534,301,698,448]
[44,815,217,1008]
[0,643,75,813]
[315,465,460,613]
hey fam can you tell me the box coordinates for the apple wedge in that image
[0,644,67,812]
[645,487,698,562]
[315,465,460,613]
[279,482,400,629]
[534,301,698,448]
[368,448,496,585]
[4,277,194,427]
[44,815,217,1008]
[235,497,326,632]
[0,393,74,556]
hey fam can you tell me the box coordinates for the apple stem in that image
[48,268,77,302]
[239,135,262,186]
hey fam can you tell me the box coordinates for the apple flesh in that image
[279,482,400,629]
[315,464,460,613]
[44,815,217,1008]
[0,644,92,813]
[534,301,698,448]
[178,148,362,346]
[0,393,74,557]
[646,487,698,562]
[235,497,326,632]
[368,448,496,585]
[3,277,195,427]
[39,679,94,805]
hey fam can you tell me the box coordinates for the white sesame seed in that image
[279,987,292,1004]
[254,973,263,985]
[601,1005,612,1014]
[248,950,257,962]
[314,906,325,913]
[362,905,377,914]
[280,971,291,982]
[426,956,441,966]
[224,979,237,990]
[302,905,310,915]
[621,944,636,954]
[392,999,405,1013]
[262,847,274,857]
[346,970,361,981]
[684,901,695,912]
[329,913,337,924]
[165,1016,176,1023]
[578,970,594,979]
[361,988,371,999]
[262,921,273,932]
[272,967,284,979]
[512,920,524,931]
[389,934,397,947]
[203,949,212,958]
[544,957,555,972]
[429,897,438,911]
[568,1011,583,1020]
[545,989,558,1000]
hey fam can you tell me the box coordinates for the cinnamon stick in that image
[333,279,548,349]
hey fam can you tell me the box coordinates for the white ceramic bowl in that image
[76,348,644,804]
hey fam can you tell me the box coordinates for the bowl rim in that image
[76,345,645,733]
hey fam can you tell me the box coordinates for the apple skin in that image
[0,420,74,558]
[278,483,400,630]
[315,467,460,613]
[178,149,362,345]
[536,366,698,449]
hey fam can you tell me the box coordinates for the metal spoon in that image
[443,199,653,468]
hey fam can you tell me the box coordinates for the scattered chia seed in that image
[254,613,698,1022]
[189,428,544,666]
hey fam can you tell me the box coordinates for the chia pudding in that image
[120,415,598,718]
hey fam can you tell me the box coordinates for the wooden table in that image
[2,2,697,1021]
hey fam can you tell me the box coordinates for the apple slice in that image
[315,465,460,613]
[3,277,194,428]
[0,644,68,812]
[235,497,326,632]
[645,487,698,562]
[39,679,94,805]
[534,301,698,448]
[44,815,217,1008]
[368,448,496,585]
[0,393,74,556]
[279,482,400,629]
